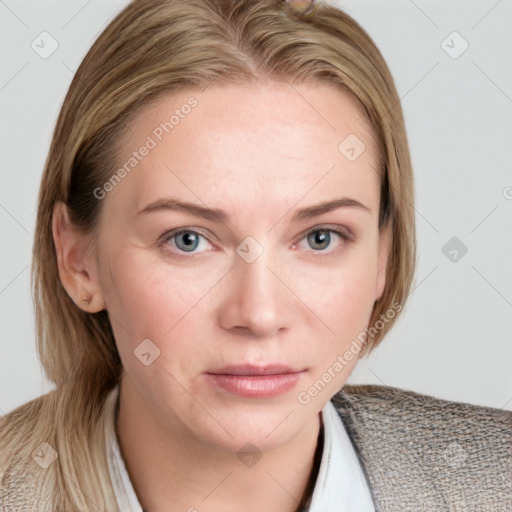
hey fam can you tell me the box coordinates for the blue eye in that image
[165,230,210,253]
[307,229,331,250]
[175,231,200,252]
[160,226,351,257]
[303,227,349,252]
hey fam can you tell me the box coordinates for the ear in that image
[375,222,392,301]
[52,202,105,313]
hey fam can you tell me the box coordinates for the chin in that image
[183,397,315,453]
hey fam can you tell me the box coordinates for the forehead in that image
[109,81,381,221]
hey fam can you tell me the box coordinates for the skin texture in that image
[53,81,390,512]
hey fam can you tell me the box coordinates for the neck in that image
[116,378,323,512]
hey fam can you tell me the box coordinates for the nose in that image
[217,246,293,338]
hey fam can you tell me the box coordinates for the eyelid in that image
[160,227,215,244]
[299,223,355,241]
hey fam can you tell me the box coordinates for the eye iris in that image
[307,230,330,250]
[176,232,199,252]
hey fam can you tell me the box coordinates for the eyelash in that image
[159,225,354,258]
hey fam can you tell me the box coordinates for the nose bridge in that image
[219,238,291,337]
[237,243,279,313]
[237,247,274,299]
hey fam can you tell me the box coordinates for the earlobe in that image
[52,202,105,313]
[375,223,391,301]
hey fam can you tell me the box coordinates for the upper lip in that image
[207,364,303,376]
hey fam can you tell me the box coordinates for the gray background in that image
[1,0,511,414]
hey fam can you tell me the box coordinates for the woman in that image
[1,0,510,510]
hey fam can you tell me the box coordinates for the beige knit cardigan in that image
[1,384,511,511]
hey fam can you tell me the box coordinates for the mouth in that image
[205,364,306,398]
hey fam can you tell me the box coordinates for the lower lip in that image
[205,372,303,398]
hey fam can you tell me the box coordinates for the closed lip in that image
[206,364,304,376]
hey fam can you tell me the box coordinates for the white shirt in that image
[104,386,375,511]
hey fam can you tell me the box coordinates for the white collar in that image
[308,400,375,511]
[104,386,375,511]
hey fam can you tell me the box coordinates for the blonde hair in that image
[1,1,415,509]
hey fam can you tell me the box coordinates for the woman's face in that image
[92,81,389,451]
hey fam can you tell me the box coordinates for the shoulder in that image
[331,384,511,511]
[1,387,118,512]
[333,383,511,426]
[0,395,44,472]
[0,393,56,512]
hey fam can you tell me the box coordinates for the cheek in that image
[313,273,376,352]
[292,253,378,408]
[99,248,219,344]
[291,245,379,338]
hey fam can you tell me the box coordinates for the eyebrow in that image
[138,197,370,222]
